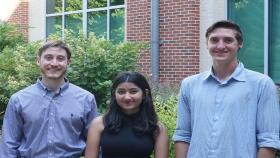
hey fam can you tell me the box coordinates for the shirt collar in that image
[203,62,246,83]
[36,77,69,96]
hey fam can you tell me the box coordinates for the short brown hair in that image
[38,40,72,59]
[205,20,243,44]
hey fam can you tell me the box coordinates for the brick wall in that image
[126,0,152,77]
[127,0,200,82]
[7,1,29,39]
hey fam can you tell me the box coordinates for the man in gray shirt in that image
[0,40,98,157]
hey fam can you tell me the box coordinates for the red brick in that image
[7,1,29,39]
[127,0,200,82]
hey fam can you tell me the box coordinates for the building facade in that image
[1,0,279,84]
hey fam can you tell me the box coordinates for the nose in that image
[216,40,226,49]
[124,92,132,100]
[50,59,59,66]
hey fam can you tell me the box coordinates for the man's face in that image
[36,47,70,81]
[207,28,243,64]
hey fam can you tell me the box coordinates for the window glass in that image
[228,0,264,73]
[110,8,124,43]
[87,11,107,38]
[269,1,280,83]
[46,0,62,14]
[110,0,124,6]
[65,0,83,11]
[46,16,62,37]
[46,0,124,42]
[88,0,107,9]
[65,13,83,35]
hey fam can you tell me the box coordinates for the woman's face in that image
[115,82,144,115]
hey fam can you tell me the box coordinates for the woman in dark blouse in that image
[85,72,168,158]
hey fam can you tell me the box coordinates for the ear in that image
[36,56,40,66]
[67,59,71,66]
[239,43,243,49]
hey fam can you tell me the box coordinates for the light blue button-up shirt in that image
[0,78,98,158]
[173,62,280,158]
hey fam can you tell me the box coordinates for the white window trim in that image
[45,0,125,40]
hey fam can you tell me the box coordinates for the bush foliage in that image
[0,22,26,52]
[0,31,146,115]
[155,95,178,158]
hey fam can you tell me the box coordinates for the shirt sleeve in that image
[172,79,192,143]
[0,95,23,158]
[82,93,99,139]
[256,78,280,150]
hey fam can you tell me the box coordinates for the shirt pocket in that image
[69,112,84,133]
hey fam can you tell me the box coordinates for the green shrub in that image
[150,81,179,157]
[0,40,39,128]
[63,32,146,111]
[0,23,29,118]
[0,32,145,118]
[0,22,26,52]
[155,95,178,157]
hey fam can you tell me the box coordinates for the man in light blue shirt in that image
[173,20,280,158]
[0,40,98,157]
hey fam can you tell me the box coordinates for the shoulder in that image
[10,84,37,100]
[67,83,96,101]
[90,115,105,132]
[244,69,275,85]
[181,71,208,85]
[154,121,168,143]
[68,83,93,95]
[157,121,167,134]
[179,72,208,94]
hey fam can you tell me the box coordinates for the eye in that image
[129,89,140,94]
[116,89,126,95]
[209,37,219,44]
[224,37,234,44]
[44,55,53,61]
[57,56,66,62]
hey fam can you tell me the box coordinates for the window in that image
[46,0,125,43]
[228,0,280,83]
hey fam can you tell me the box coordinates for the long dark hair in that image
[104,72,159,136]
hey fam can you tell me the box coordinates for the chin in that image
[44,74,65,80]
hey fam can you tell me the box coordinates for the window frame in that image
[227,0,269,75]
[45,0,125,40]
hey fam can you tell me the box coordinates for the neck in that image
[41,77,65,93]
[212,60,238,81]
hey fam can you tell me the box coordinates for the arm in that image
[85,116,104,158]
[257,147,276,158]
[172,79,192,158]
[0,96,23,158]
[256,78,280,151]
[83,94,99,138]
[174,141,189,158]
[154,122,169,158]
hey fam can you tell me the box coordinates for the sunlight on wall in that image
[0,0,20,21]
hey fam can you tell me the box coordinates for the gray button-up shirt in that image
[0,78,98,158]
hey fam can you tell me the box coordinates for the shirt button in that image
[213,116,219,121]
[212,132,217,136]
[50,112,54,116]
[49,126,53,130]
